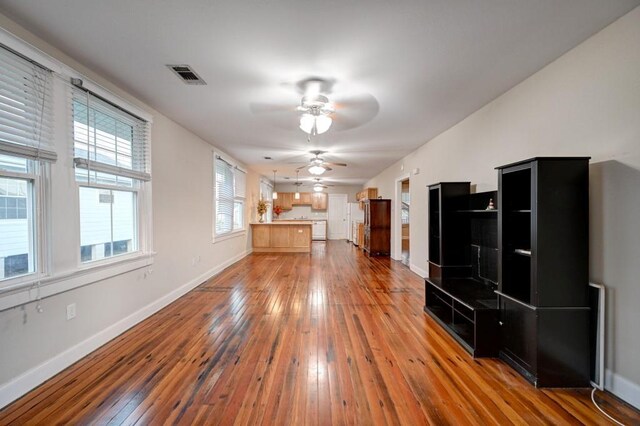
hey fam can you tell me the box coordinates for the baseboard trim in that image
[409,263,428,278]
[0,249,252,409]
[605,369,640,409]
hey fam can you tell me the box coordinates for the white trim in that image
[392,173,411,260]
[605,369,640,409]
[0,248,252,409]
[0,253,155,311]
[409,262,428,278]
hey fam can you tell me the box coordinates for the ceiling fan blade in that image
[323,162,347,167]
[330,92,380,131]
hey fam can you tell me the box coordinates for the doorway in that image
[400,179,410,265]
[327,194,348,240]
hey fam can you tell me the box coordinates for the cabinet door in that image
[291,226,311,247]
[276,193,293,210]
[311,193,327,210]
[300,192,312,205]
[500,298,537,375]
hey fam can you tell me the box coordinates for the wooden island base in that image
[250,221,312,253]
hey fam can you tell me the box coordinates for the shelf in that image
[456,209,499,213]
[514,248,531,257]
[510,209,531,213]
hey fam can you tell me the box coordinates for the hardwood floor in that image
[1,241,639,425]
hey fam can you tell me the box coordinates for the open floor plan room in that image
[1,1,640,424]
[1,242,639,424]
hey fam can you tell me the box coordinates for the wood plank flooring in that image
[1,241,639,425]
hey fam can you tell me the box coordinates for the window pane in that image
[233,201,243,230]
[79,187,136,262]
[72,91,148,187]
[0,154,28,173]
[0,176,34,280]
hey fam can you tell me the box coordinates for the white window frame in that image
[0,40,54,290]
[0,160,50,289]
[0,27,155,308]
[71,85,153,269]
[213,152,246,242]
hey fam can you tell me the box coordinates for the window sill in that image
[212,229,247,244]
[0,252,156,312]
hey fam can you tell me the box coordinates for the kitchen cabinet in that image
[250,222,312,253]
[293,192,312,205]
[275,192,294,210]
[311,192,327,210]
[357,187,378,209]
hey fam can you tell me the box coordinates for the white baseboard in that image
[605,369,640,409]
[0,249,251,409]
[409,263,428,278]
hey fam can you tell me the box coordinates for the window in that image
[214,154,245,237]
[72,85,150,263]
[0,157,35,281]
[0,45,54,284]
[259,179,273,222]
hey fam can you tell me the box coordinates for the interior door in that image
[327,194,348,240]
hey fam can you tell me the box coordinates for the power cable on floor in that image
[591,387,626,426]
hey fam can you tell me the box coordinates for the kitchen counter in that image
[250,222,312,253]
[255,221,315,225]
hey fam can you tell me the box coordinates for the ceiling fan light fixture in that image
[299,113,332,135]
[315,114,332,134]
[308,165,326,175]
[313,184,324,192]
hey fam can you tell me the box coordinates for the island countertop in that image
[250,222,312,253]
[250,221,312,226]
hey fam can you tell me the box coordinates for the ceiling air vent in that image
[167,64,206,85]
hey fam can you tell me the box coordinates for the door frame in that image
[327,193,348,240]
[392,173,411,260]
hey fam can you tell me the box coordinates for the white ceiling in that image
[1,0,638,184]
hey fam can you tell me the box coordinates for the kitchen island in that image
[250,221,312,253]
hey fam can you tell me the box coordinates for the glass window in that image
[214,155,245,236]
[0,165,35,281]
[233,200,244,230]
[79,187,136,262]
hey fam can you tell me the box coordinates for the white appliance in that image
[312,220,327,241]
[347,202,364,242]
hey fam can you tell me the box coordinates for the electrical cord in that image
[591,387,626,426]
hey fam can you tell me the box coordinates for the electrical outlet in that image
[66,303,76,320]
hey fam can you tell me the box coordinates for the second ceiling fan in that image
[295,150,347,176]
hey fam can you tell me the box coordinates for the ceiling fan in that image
[294,150,347,176]
[249,77,379,133]
[303,178,335,192]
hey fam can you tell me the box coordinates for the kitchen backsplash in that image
[276,206,327,220]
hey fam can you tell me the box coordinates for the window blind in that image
[0,44,56,162]
[215,155,234,234]
[72,84,150,182]
[234,167,246,199]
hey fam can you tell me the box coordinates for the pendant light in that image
[272,170,278,200]
[294,170,301,200]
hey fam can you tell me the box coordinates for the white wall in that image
[366,7,640,407]
[274,184,362,202]
[0,13,260,405]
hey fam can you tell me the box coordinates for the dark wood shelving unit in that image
[424,183,500,357]
[363,199,391,256]
[497,157,591,387]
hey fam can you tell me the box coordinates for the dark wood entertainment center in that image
[424,157,591,388]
